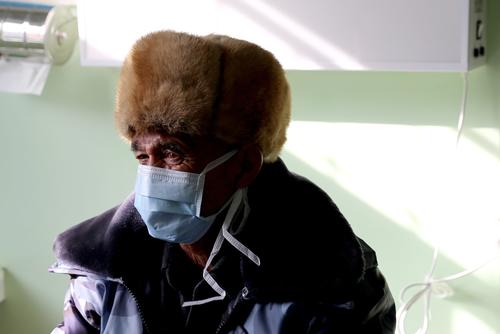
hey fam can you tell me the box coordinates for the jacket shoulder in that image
[51,195,163,279]
[242,159,365,301]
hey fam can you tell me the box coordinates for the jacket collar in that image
[50,193,165,280]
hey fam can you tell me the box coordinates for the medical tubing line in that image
[396,71,500,334]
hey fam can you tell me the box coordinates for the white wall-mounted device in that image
[0,1,77,94]
[77,0,486,72]
[0,2,77,64]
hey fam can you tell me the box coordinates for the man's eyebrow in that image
[130,141,141,152]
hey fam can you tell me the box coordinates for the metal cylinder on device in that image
[0,2,77,64]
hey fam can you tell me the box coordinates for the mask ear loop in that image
[222,189,260,266]
[182,188,260,307]
[201,149,238,174]
[194,149,238,217]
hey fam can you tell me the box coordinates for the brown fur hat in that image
[115,30,291,162]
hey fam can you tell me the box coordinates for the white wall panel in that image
[77,0,487,71]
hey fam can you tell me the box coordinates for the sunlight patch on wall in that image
[215,4,323,69]
[469,128,500,148]
[451,308,496,334]
[284,121,500,275]
[220,0,365,69]
[78,0,363,69]
[78,0,216,66]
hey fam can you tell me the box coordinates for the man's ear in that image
[234,144,263,189]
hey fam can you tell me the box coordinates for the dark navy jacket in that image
[51,159,396,333]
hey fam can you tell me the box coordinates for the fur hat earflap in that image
[115,30,291,162]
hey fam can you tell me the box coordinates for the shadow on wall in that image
[0,269,64,333]
[0,44,127,334]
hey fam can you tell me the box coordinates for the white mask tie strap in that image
[182,188,260,307]
[222,189,260,266]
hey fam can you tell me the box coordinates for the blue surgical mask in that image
[134,150,237,244]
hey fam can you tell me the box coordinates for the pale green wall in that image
[0,2,499,333]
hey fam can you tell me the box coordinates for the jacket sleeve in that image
[277,276,395,334]
[51,277,104,334]
[278,241,396,333]
[281,268,395,334]
[52,276,145,334]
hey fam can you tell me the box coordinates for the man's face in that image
[131,132,239,216]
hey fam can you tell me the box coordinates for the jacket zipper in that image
[216,288,249,334]
[121,280,154,334]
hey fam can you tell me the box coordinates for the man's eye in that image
[136,154,148,161]
[164,150,184,164]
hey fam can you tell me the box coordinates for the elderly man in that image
[50,31,395,333]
